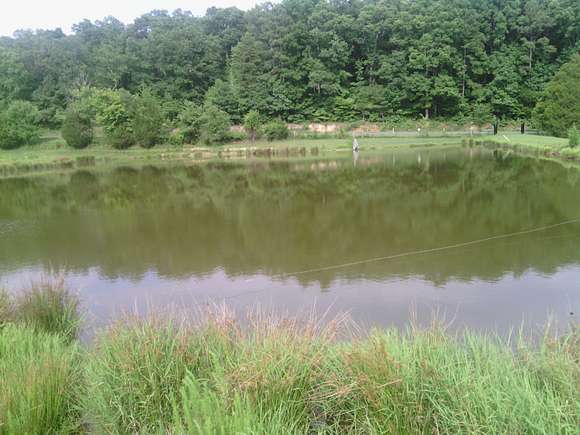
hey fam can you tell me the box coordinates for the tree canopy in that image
[0,0,578,126]
[533,54,580,136]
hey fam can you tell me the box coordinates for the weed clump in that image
[10,279,81,341]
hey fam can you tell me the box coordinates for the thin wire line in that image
[277,217,580,278]
[193,217,580,306]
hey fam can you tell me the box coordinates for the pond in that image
[1,146,579,335]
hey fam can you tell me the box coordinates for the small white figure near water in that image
[353,137,360,152]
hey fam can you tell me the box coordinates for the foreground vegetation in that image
[1,282,578,434]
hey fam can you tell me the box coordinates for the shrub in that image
[199,105,231,145]
[12,279,80,342]
[243,110,262,142]
[131,89,165,148]
[263,119,289,141]
[228,130,247,142]
[178,102,202,144]
[0,325,82,434]
[92,89,135,149]
[0,101,40,150]
[168,129,186,146]
[61,106,94,149]
[107,126,135,150]
[568,125,579,147]
[561,147,580,159]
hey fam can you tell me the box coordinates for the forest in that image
[0,0,579,148]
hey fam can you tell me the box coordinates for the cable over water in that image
[196,217,580,307]
[272,217,580,279]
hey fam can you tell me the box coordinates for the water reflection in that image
[1,147,579,333]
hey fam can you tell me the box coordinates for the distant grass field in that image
[0,131,466,177]
[476,133,580,164]
[2,130,577,177]
[1,281,579,434]
[481,133,569,148]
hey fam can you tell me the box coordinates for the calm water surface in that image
[1,147,579,334]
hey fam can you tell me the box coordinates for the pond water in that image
[1,146,579,335]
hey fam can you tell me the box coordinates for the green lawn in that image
[481,133,569,149]
[2,131,576,177]
[0,132,466,177]
[475,133,580,163]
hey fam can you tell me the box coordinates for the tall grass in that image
[0,289,10,325]
[84,317,200,433]
[84,308,579,434]
[0,325,83,435]
[1,281,578,434]
[10,278,80,341]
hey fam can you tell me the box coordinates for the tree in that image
[204,79,240,122]
[0,46,30,102]
[177,102,203,144]
[131,89,165,148]
[471,103,494,127]
[0,101,40,149]
[533,54,580,136]
[61,106,94,149]
[230,33,268,115]
[199,105,231,145]
[91,89,135,149]
[0,0,577,127]
[243,111,261,142]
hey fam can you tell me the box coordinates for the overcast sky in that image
[0,0,263,36]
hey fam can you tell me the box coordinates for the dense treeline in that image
[0,0,578,139]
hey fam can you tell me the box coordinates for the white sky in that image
[0,0,263,36]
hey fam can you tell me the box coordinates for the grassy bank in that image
[0,131,467,177]
[1,282,578,434]
[8,130,578,178]
[475,133,580,162]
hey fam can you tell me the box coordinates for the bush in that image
[228,130,247,142]
[263,119,289,141]
[168,129,186,146]
[0,101,40,150]
[178,102,202,144]
[0,325,82,435]
[199,105,231,145]
[243,110,262,142]
[108,126,136,149]
[568,125,579,147]
[61,107,94,149]
[131,89,165,148]
[92,89,135,150]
